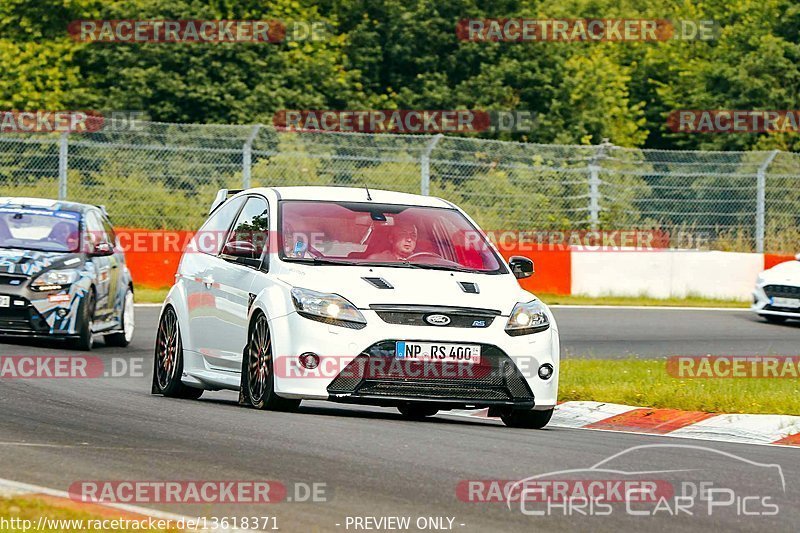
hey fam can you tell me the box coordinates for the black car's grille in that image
[370,304,500,328]
[0,296,48,332]
[327,341,534,405]
[0,275,28,287]
[764,285,800,298]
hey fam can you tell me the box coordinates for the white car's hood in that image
[761,260,800,284]
[277,264,530,315]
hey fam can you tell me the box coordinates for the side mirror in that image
[222,240,261,267]
[509,256,534,279]
[90,241,114,257]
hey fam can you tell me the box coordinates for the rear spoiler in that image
[209,189,243,214]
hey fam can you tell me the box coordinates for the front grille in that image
[764,285,800,298]
[370,304,500,328]
[327,341,534,404]
[0,275,27,287]
[0,296,48,332]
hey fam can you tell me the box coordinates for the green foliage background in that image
[1,0,799,150]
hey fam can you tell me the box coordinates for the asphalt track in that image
[0,306,798,532]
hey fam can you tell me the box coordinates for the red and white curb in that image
[0,477,261,532]
[446,401,800,447]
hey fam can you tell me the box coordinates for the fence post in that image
[587,140,611,229]
[242,124,262,189]
[420,134,444,196]
[756,150,779,253]
[58,132,68,200]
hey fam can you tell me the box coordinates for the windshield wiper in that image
[284,257,362,267]
[401,262,477,273]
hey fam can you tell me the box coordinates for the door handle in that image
[201,276,214,289]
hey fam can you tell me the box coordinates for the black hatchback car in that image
[0,197,134,350]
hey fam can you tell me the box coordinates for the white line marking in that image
[0,442,179,452]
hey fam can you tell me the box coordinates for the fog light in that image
[56,308,68,318]
[299,352,320,369]
[538,363,554,380]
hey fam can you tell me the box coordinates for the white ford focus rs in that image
[152,186,560,428]
[752,253,800,324]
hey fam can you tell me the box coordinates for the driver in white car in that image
[368,221,418,262]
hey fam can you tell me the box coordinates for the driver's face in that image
[393,227,417,258]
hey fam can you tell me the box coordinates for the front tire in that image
[152,306,203,399]
[70,290,95,351]
[239,312,300,412]
[501,408,554,429]
[105,287,134,347]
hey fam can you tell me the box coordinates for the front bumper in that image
[327,342,535,409]
[0,274,88,336]
[752,283,800,319]
[267,309,560,410]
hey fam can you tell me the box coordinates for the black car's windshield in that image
[0,207,81,252]
[279,200,505,274]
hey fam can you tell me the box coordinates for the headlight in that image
[290,287,366,328]
[505,300,550,336]
[31,269,80,290]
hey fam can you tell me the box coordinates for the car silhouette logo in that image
[425,314,451,326]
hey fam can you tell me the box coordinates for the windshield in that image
[0,207,81,252]
[279,200,504,273]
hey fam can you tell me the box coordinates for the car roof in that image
[0,197,99,214]
[252,186,453,208]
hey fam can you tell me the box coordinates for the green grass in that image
[561,359,800,415]
[133,286,169,304]
[0,496,177,532]
[538,293,748,308]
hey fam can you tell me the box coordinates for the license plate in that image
[772,296,800,308]
[395,341,480,365]
[0,296,9,308]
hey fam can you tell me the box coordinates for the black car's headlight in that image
[505,300,550,336]
[31,268,80,291]
[290,287,367,328]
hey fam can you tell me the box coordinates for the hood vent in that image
[363,277,394,289]
[458,281,479,294]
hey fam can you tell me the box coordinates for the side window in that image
[84,211,108,248]
[193,197,246,256]
[101,217,116,247]
[224,197,269,258]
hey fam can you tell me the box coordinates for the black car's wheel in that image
[501,408,554,429]
[239,312,300,411]
[105,287,134,347]
[152,306,203,399]
[397,404,439,420]
[70,290,95,351]
[763,314,788,324]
